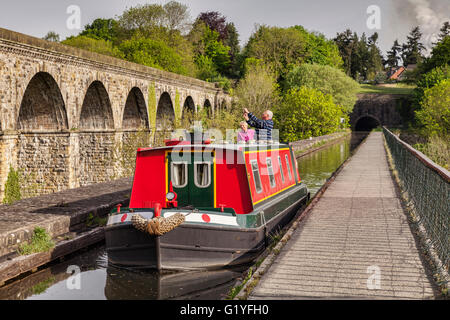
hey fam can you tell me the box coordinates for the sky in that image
[0,0,448,55]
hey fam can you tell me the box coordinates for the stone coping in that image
[0,27,217,91]
[0,177,132,258]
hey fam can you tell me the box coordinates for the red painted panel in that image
[245,149,297,205]
[215,150,254,214]
[129,149,167,208]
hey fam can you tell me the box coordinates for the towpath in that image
[248,132,438,299]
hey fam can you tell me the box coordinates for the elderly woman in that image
[237,121,255,142]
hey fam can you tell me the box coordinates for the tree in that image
[284,63,360,114]
[197,11,228,41]
[419,36,450,75]
[334,29,358,77]
[275,87,342,141]
[163,1,192,34]
[415,79,450,138]
[117,3,166,38]
[43,31,60,42]
[401,26,425,66]
[437,21,450,42]
[386,39,402,69]
[223,22,241,78]
[234,62,280,117]
[366,32,384,80]
[80,18,119,43]
[243,25,308,81]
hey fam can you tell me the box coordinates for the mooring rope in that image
[131,213,186,236]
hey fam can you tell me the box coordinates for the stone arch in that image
[203,98,212,117]
[18,72,68,131]
[16,72,70,198]
[79,81,114,130]
[123,87,149,129]
[354,115,381,131]
[182,96,196,119]
[156,92,175,129]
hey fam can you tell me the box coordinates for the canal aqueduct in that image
[0,28,231,201]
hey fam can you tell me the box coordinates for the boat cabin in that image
[129,139,301,215]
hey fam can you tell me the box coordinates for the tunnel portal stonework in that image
[0,28,231,201]
[350,94,405,131]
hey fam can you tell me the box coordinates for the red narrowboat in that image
[105,135,309,270]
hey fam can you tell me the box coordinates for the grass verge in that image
[18,227,55,255]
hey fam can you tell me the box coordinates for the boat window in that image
[285,155,293,181]
[171,162,188,188]
[194,162,211,188]
[266,158,276,188]
[278,156,285,183]
[250,160,263,194]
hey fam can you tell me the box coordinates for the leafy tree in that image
[197,11,228,41]
[195,55,219,80]
[275,87,342,141]
[43,31,60,42]
[419,36,450,75]
[415,79,450,138]
[334,29,358,77]
[162,1,192,34]
[413,64,450,110]
[243,25,308,81]
[234,62,280,117]
[62,36,124,58]
[119,38,187,75]
[366,32,384,80]
[80,18,120,43]
[401,26,425,66]
[284,63,359,114]
[293,26,343,69]
[117,3,166,38]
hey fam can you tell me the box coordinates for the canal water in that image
[0,133,367,300]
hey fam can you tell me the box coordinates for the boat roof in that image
[138,141,291,154]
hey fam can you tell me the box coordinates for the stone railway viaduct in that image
[0,28,230,201]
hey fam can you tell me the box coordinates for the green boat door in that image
[167,150,215,208]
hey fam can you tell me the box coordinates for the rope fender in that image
[131,213,186,236]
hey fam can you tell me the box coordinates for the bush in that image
[415,79,450,138]
[275,87,343,141]
[2,166,21,205]
[284,64,359,114]
[18,227,55,255]
[62,36,124,59]
[119,38,188,75]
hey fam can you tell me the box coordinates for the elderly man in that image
[243,108,274,141]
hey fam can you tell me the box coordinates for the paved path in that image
[249,132,437,299]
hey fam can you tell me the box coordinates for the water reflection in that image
[298,133,367,196]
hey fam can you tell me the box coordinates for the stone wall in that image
[0,27,231,202]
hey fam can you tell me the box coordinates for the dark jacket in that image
[246,113,274,140]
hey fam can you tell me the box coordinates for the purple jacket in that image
[237,129,255,142]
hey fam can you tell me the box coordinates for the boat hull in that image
[106,184,308,270]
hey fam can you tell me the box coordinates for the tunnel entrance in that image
[354,116,380,131]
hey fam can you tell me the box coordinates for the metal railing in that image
[383,127,449,274]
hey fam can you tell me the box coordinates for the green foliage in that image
[234,63,280,117]
[119,38,188,75]
[413,64,450,111]
[43,31,60,42]
[415,79,450,138]
[275,87,343,141]
[18,227,55,255]
[80,18,120,43]
[418,36,450,75]
[413,135,449,170]
[284,64,359,113]
[3,166,21,205]
[62,36,124,59]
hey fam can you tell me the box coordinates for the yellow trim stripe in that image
[253,183,296,205]
[213,156,217,207]
[245,148,290,155]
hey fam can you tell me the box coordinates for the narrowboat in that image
[105,133,309,270]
